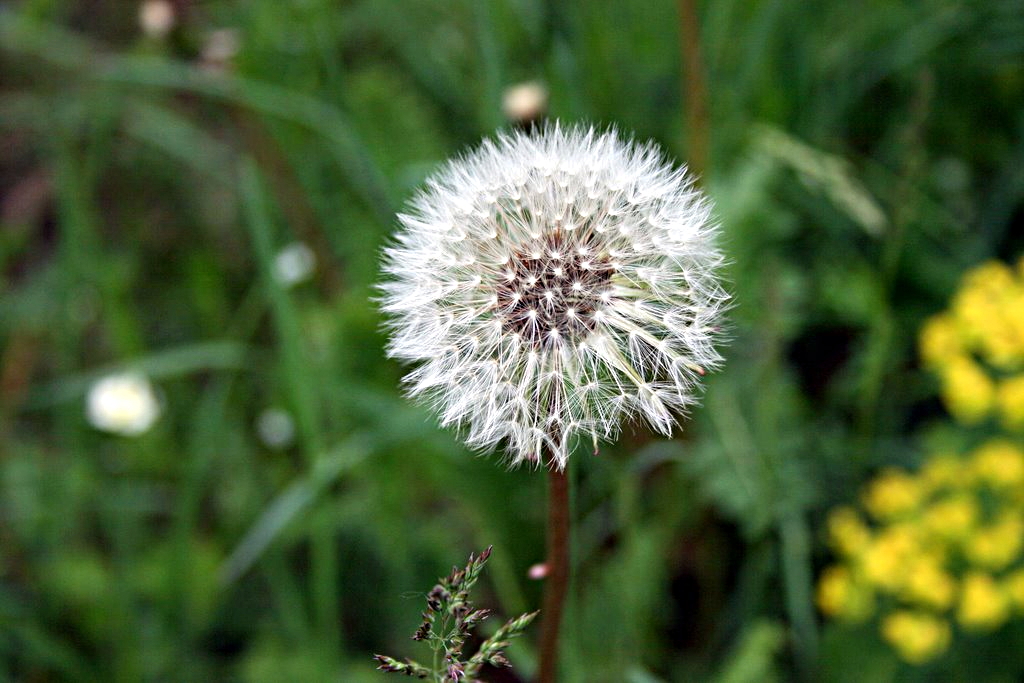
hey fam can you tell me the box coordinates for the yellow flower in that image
[940,355,995,424]
[961,260,1016,295]
[957,572,1010,631]
[970,439,1024,488]
[921,495,977,543]
[919,452,966,493]
[1004,288,1024,357]
[862,468,922,521]
[901,555,957,610]
[964,514,1024,571]
[1004,569,1024,613]
[997,376,1024,431]
[920,258,1024,425]
[949,260,1024,369]
[953,288,1001,353]
[919,313,961,368]
[816,565,874,621]
[978,329,1019,370]
[880,611,951,664]
[861,525,919,592]
[826,506,871,557]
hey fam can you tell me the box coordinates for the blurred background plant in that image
[817,257,1024,680]
[818,439,1024,673]
[0,0,1022,681]
[919,258,1024,430]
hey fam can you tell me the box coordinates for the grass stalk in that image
[678,0,710,177]
[239,159,341,657]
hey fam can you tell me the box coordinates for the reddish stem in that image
[679,0,709,177]
[538,464,570,683]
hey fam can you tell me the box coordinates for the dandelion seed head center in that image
[494,230,613,346]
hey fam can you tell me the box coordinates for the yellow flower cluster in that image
[919,258,1024,430]
[817,439,1024,664]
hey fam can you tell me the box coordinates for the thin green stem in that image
[779,510,819,681]
[432,617,440,682]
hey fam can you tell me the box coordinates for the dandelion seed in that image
[379,125,727,468]
[86,372,161,436]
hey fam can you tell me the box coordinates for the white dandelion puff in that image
[86,372,161,436]
[379,125,728,469]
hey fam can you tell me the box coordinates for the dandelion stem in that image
[678,0,709,177]
[539,461,570,683]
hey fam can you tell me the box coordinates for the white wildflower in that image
[502,81,549,124]
[139,0,175,39]
[379,125,727,468]
[257,407,296,449]
[200,29,240,73]
[86,372,161,436]
[273,242,316,287]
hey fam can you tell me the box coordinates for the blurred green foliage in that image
[1,0,1022,681]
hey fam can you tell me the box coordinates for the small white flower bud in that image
[257,408,296,449]
[200,29,240,73]
[86,373,161,436]
[273,242,316,287]
[502,82,549,125]
[139,0,175,39]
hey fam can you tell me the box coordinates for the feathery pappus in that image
[379,124,728,468]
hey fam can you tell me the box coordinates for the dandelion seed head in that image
[379,125,728,468]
